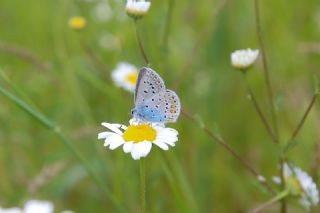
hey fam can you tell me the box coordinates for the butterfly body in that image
[132,67,181,124]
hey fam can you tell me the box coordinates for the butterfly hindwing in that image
[143,89,180,123]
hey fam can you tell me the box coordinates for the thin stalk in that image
[243,73,277,144]
[163,152,199,213]
[80,40,110,74]
[253,0,279,140]
[162,0,175,51]
[279,156,287,213]
[182,109,275,194]
[0,85,123,211]
[249,189,290,213]
[134,20,149,65]
[174,0,228,89]
[140,158,146,213]
[0,42,47,71]
[284,93,319,152]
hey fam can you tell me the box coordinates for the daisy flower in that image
[111,62,138,93]
[98,119,178,160]
[0,207,21,213]
[0,200,74,213]
[98,34,120,51]
[273,163,319,211]
[92,1,113,22]
[125,0,151,20]
[230,48,259,70]
[23,200,53,213]
[68,16,87,31]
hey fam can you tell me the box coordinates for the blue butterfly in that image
[131,67,181,123]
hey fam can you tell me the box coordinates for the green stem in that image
[173,0,228,90]
[243,73,277,144]
[250,189,290,213]
[80,39,110,74]
[0,84,123,211]
[181,109,275,194]
[0,41,47,71]
[279,156,287,213]
[134,20,149,65]
[162,0,175,51]
[254,0,279,141]
[284,93,319,153]
[140,158,146,213]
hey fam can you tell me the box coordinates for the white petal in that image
[123,142,134,153]
[131,141,152,160]
[153,140,169,150]
[155,138,176,147]
[272,176,281,184]
[120,125,128,130]
[156,136,178,144]
[156,127,178,137]
[102,133,122,147]
[101,123,123,135]
[98,132,113,139]
[108,138,125,150]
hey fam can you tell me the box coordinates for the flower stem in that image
[134,20,149,65]
[173,0,228,90]
[0,41,47,71]
[243,73,277,144]
[162,0,175,51]
[279,156,287,213]
[140,158,146,213]
[284,93,319,153]
[182,109,275,194]
[253,0,279,141]
[0,84,124,211]
[249,189,290,213]
[80,39,110,74]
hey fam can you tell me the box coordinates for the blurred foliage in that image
[0,0,320,212]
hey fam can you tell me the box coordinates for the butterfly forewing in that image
[134,67,166,106]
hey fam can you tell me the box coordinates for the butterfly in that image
[131,67,181,123]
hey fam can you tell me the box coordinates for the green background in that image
[0,0,320,212]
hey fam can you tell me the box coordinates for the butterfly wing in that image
[134,67,166,106]
[144,89,181,123]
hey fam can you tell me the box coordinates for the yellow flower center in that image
[69,16,86,30]
[125,72,138,86]
[123,124,156,143]
[285,176,303,196]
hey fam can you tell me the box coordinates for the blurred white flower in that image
[24,200,53,213]
[111,62,138,92]
[0,200,74,213]
[126,0,151,20]
[230,48,259,70]
[98,119,178,160]
[92,1,113,22]
[274,163,319,211]
[0,207,22,213]
[98,34,120,51]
